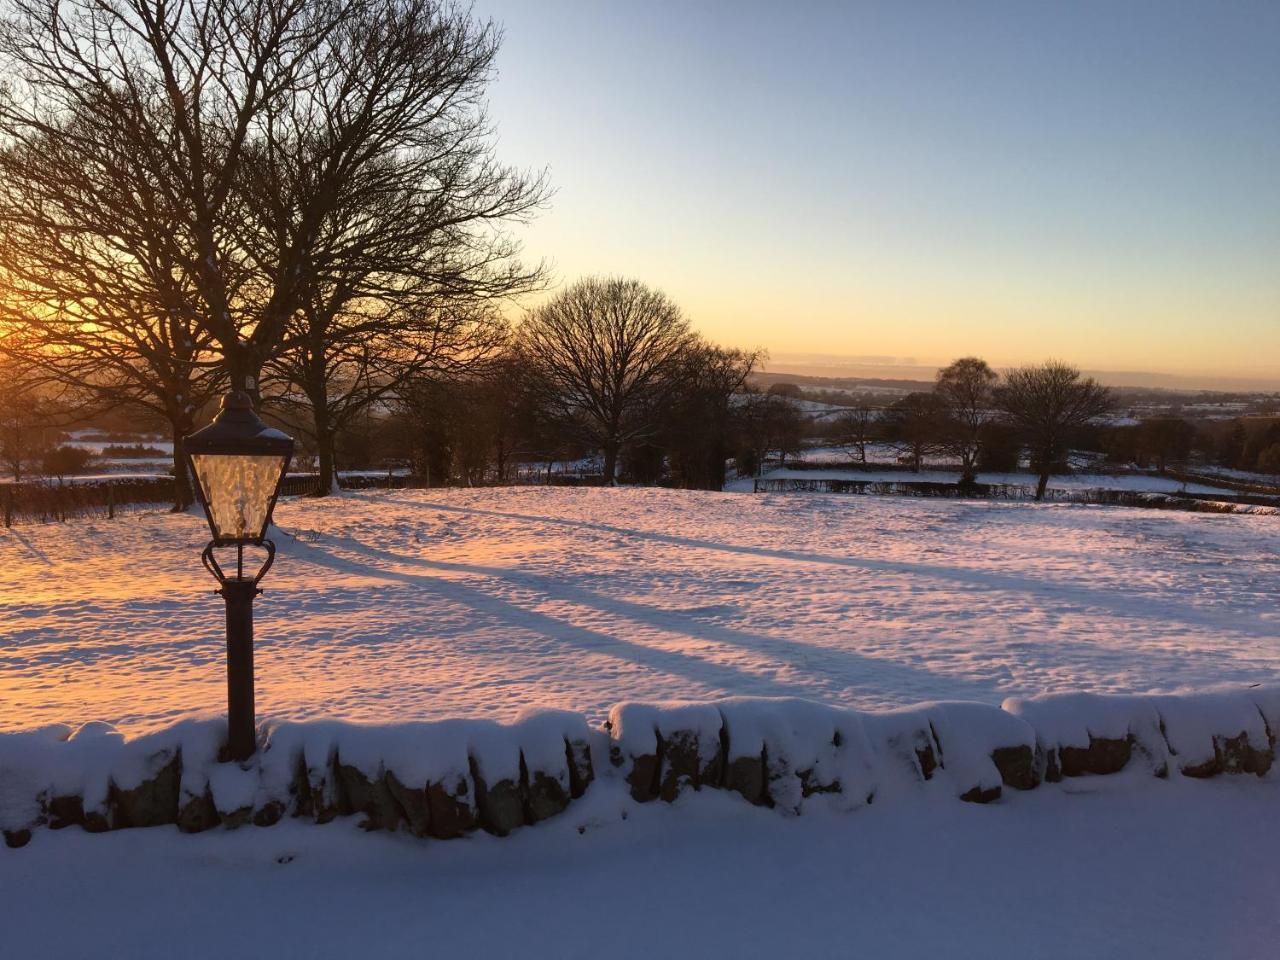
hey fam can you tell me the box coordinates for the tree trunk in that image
[602,439,619,486]
[171,422,194,511]
[226,348,263,407]
[1035,472,1049,501]
[308,366,336,496]
[316,434,337,496]
[709,440,727,491]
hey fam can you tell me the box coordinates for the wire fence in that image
[0,477,178,526]
[0,474,365,526]
[0,468,614,527]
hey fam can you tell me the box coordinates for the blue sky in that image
[477,1,1280,384]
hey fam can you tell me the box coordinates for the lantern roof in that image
[185,392,294,456]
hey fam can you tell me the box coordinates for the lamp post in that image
[184,392,293,761]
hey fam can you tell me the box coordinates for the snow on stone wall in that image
[2,688,1276,848]
[1002,689,1276,780]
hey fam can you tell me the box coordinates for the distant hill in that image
[761,353,1280,393]
[750,370,925,394]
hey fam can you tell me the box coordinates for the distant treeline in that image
[806,384,1280,480]
[0,0,1271,509]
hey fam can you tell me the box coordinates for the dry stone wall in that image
[3,689,1276,849]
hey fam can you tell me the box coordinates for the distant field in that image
[730,465,1238,496]
[2,487,1277,734]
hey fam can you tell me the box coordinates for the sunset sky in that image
[481,1,1280,386]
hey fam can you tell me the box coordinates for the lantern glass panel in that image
[191,453,287,542]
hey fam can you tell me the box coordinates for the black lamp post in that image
[184,392,293,761]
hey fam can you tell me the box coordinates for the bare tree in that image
[0,83,229,505]
[248,0,546,484]
[1,0,536,413]
[734,388,804,477]
[0,192,223,504]
[881,391,947,472]
[0,0,342,396]
[935,357,997,484]
[0,358,50,481]
[661,343,763,489]
[266,298,510,493]
[518,277,696,484]
[994,361,1113,500]
[1136,418,1196,474]
[832,404,875,463]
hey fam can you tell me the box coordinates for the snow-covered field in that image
[762,446,1258,497]
[5,487,1280,959]
[3,487,1278,734]
[727,466,1238,496]
[5,773,1279,960]
[795,443,1109,470]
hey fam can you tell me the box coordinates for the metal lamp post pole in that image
[221,576,259,762]
[200,540,276,763]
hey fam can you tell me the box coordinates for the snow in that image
[1006,688,1278,772]
[1003,692,1166,750]
[862,701,1035,797]
[792,444,1112,472]
[5,486,1280,957]
[0,716,231,829]
[206,749,257,814]
[1150,691,1271,768]
[3,486,1279,735]
[729,466,1241,496]
[63,431,173,457]
[0,725,71,831]
[921,700,1035,793]
[512,708,589,782]
[3,775,1280,959]
[608,701,720,759]
[1192,465,1280,485]
[787,398,850,421]
[717,696,877,811]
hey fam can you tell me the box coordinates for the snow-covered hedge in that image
[3,688,1276,848]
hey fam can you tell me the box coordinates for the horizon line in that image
[761,353,1280,393]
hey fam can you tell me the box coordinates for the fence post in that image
[3,486,11,528]
[57,477,66,522]
[107,481,115,520]
[753,478,758,493]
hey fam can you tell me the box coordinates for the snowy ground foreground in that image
[2,487,1278,734]
[3,774,1279,960]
